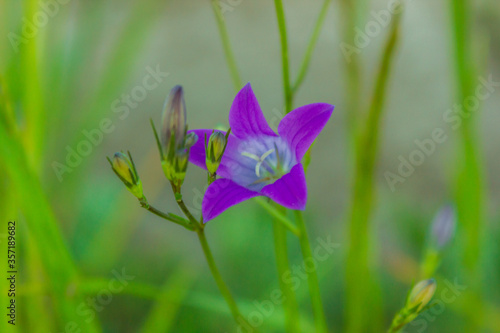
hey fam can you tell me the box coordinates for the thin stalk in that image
[255,198,301,236]
[273,217,301,333]
[344,8,403,333]
[292,0,331,93]
[209,0,242,91]
[21,0,44,167]
[339,0,363,149]
[169,188,250,329]
[170,183,202,229]
[295,211,328,332]
[274,0,293,113]
[140,200,194,230]
[196,229,252,329]
[449,0,484,331]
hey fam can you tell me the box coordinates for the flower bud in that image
[108,152,143,199]
[161,85,186,153]
[431,205,456,249]
[184,132,198,149]
[206,131,227,175]
[407,278,436,312]
[163,149,189,187]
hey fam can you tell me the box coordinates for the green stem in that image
[255,198,301,236]
[274,0,293,114]
[196,229,252,330]
[292,0,331,93]
[449,0,484,331]
[170,183,202,229]
[22,0,45,167]
[339,0,362,151]
[209,0,242,91]
[295,211,328,332]
[344,7,403,333]
[273,216,301,333]
[140,199,194,230]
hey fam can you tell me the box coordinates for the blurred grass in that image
[344,6,402,333]
[450,0,486,331]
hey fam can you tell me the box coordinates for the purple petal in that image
[229,83,277,139]
[278,103,334,161]
[202,178,259,221]
[261,163,307,210]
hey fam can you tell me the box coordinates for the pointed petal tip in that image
[261,164,307,210]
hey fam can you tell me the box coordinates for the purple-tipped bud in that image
[431,205,456,249]
[161,85,187,152]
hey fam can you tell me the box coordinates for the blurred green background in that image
[1,0,499,332]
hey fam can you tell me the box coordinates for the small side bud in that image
[431,205,456,249]
[184,132,198,149]
[108,152,143,199]
[206,131,227,175]
[407,278,436,312]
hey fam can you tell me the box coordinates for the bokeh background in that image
[1,0,499,332]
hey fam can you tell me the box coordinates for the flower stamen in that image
[241,148,275,177]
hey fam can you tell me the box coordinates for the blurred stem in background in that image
[274,1,330,332]
[209,0,242,92]
[449,0,485,331]
[273,2,300,330]
[344,6,403,333]
[295,211,328,333]
[273,211,301,333]
[21,0,44,167]
[338,0,363,150]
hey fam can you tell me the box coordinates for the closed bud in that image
[407,278,436,312]
[161,85,186,153]
[431,205,456,249]
[184,132,198,149]
[163,149,189,187]
[206,131,228,175]
[108,152,143,199]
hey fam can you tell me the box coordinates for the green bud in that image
[184,132,198,149]
[206,131,227,175]
[407,278,436,312]
[163,149,189,188]
[161,85,186,153]
[108,152,143,199]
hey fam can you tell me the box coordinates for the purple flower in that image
[431,204,456,249]
[188,83,334,221]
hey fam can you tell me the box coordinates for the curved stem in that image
[274,0,293,114]
[295,211,328,333]
[273,216,301,333]
[209,0,242,91]
[197,229,253,330]
[345,7,403,333]
[140,199,194,230]
[292,0,331,93]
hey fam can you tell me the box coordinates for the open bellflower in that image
[188,83,334,221]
